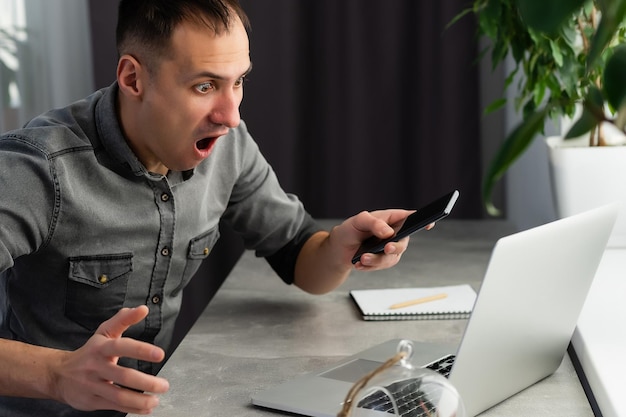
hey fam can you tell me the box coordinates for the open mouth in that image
[196,138,212,150]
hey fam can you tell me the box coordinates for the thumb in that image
[96,305,149,339]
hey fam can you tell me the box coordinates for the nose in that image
[211,89,242,128]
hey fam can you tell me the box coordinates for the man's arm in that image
[293,209,413,294]
[0,306,169,415]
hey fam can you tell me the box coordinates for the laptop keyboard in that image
[424,354,456,378]
[355,354,456,416]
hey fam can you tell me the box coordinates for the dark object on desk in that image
[351,190,459,264]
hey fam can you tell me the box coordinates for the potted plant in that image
[452,0,626,237]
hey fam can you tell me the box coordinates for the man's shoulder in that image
[0,125,92,156]
[1,89,107,156]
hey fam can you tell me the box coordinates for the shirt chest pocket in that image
[65,253,133,331]
[172,227,221,297]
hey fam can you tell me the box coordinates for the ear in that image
[117,54,145,98]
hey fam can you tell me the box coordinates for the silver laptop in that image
[251,204,618,417]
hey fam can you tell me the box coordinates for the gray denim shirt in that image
[0,82,320,416]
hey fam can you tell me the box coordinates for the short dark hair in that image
[116,0,250,72]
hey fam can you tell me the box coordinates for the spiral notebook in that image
[350,284,477,320]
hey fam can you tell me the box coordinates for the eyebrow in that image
[195,62,253,81]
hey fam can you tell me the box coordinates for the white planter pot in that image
[546,136,626,247]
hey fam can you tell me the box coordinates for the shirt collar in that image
[95,81,195,180]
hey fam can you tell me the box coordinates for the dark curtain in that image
[239,0,482,218]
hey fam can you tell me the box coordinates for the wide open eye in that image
[195,82,214,94]
[234,76,247,88]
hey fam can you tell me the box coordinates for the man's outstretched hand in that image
[52,306,169,414]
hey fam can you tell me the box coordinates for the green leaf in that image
[484,97,507,115]
[588,0,626,69]
[603,44,626,110]
[564,108,598,139]
[532,81,546,108]
[510,37,526,63]
[483,106,551,216]
[478,1,501,39]
[516,0,586,36]
[491,36,510,67]
[503,66,519,90]
[482,0,502,33]
[587,85,605,111]
[615,103,626,130]
[445,7,473,30]
[549,39,564,66]
[560,21,578,47]
[522,98,537,120]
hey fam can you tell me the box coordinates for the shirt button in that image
[151,295,161,304]
[161,247,170,256]
[98,274,108,284]
[160,193,170,202]
[203,247,209,256]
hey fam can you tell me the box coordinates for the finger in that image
[96,306,150,339]
[368,210,415,237]
[64,377,162,414]
[357,238,408,269]
[371,209,415,226]
[85,388,161,415]
[355,254,401,271]
[99,337,165,364]
[383,237,410,256]
[351,211,398,238]
[99,364,169,394]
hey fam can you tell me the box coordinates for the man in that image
[0,1,416,415]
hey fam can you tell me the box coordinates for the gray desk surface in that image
[132,220,593,417]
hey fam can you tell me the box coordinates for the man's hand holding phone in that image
[351,190,459,264]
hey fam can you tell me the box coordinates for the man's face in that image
[128,17,251,175]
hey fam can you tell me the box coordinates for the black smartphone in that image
[351,189,460,264]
